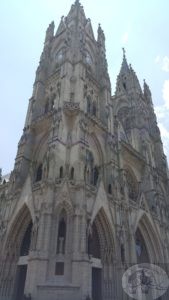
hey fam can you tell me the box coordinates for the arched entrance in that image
[88,209,115,300]
[134,216,164,300]
[135,214,163,264]
[0,205,32,300]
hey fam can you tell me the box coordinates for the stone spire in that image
[45,21,55,43]
[66,0,86,26]
[120,48,130,74]
[56,16,66,36]
[143,79,152,102]
[97,23,105,49]
[115,49,142,95]
[129,64,142,92]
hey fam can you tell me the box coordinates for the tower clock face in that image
[55,49,64,63]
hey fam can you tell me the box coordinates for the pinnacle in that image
[75,0,81,5]
[66,0,86,24]
[120,47,129,74]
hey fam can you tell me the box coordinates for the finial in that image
[122,47,126,57]
[45,21,55,43]
[143,79,147,88]
[75,0,80,5]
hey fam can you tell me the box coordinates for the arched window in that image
[92,101,97,116]
[70,167,74,180]
[108,184,112,194]
[59,166,63,179]
[93,166,99,186]
[51,99,54,110]
[44,100,49,113]
[123,82,127,90]
[57,212,67,254]
[87,96,91,114]
[135,228,149,263]
[126,170,138,201]
[84,166,90,184]
[88,222,101,259]
[36,164,43,182]
[20,222,33,256]
[121,244,125,265]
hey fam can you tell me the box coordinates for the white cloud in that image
[154,55,169,72]
[159,123,169,139]
[155,55,160,64]
[121,32,129,44]
[162,56,169,72]
[155,105,166,119]
[162,79,169,108]
[155,82,169,162]
[158,123,169,159]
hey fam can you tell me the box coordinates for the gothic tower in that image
[0,1,169,300]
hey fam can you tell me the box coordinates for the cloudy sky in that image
[0,0,169,175]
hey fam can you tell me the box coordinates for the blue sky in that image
[0,0,169,175]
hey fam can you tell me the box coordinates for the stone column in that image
[25,211,52,299]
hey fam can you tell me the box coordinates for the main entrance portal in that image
[0,206,33,300]
[92,267,102,300]
[89,209,115,300]
[15,265,28,300]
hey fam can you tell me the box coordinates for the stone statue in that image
[31,215,39,250]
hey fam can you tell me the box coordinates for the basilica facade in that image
[0,1,169,300]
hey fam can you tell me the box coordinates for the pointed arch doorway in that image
[134,216,164,300]
[0,205,33,300]
[88,209,115,300]
[14,221,32,300]
[135,214,163,264]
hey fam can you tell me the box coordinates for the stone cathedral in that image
[0,1,169,300]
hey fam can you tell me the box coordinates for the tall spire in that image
[66,0,86,25]
[45,21,55,43]
[75,0,81,5]
[97,23,105,47]
[115,49,142,95]
[143,79,153,105]
[120,48,129,74]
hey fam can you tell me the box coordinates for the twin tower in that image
[0,1,169,300]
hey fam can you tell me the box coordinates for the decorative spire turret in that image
[96,23,109,83]
[75,0,81,6]
[45,21,55,43]
[143,79,152,102]
[120,48,129,74]
[56,16,66,36]
[97,23,105,49]
[115,49,142,95]
[67,0,86,26]
[129,64,142,92]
